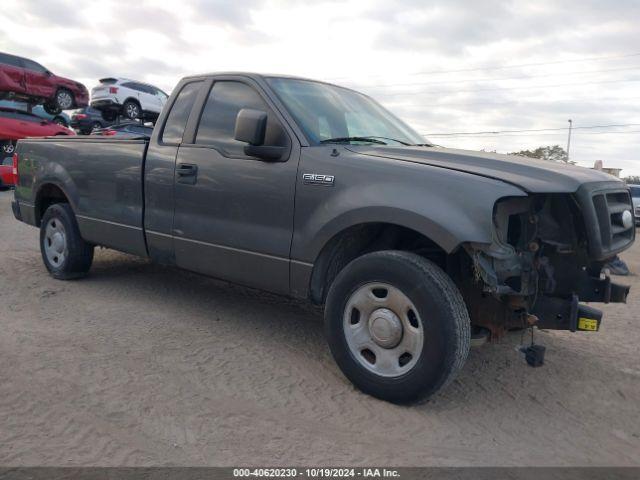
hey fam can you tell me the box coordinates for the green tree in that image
[509,145,568,163]
[623,176,640,184]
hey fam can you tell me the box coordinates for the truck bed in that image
[14,136,150,257]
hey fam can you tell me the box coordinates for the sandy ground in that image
[0,189,639,467]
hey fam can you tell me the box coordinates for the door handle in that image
[177,163,198,184]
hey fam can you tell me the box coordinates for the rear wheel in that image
[122,99,140,120]
[324,250,470,403]
[40,203,94,280]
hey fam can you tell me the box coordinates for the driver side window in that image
[195,81,288,157]
[22,58,47,73]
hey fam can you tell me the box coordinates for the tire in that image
[52,116,68,127]
[90,121,103,134]
[324,250,470,404]
[55,88,74,111]
[40,203,94,280]
[43,102,61,115]
[1,140,15,155]
[122,99,140,120]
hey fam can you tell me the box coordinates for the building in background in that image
[593,160,622,178]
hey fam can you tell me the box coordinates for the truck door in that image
[0,53,26,94]
[144,80,204,264]
[21,58,54,99]
[172,78,299,295]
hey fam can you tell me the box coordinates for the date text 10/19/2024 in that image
[233,468,401,478]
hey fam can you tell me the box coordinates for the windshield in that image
[266,77,426,146]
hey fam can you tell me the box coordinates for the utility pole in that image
[566,119,573,163]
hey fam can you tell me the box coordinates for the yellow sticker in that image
[578,318,599,331]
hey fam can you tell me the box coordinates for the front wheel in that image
[40,203,94,280]
[1,140,15,155]
[325,251,470,403]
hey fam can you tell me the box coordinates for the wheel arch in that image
[123,96,141,107]
[34,182,74,227]
[308,218,459,304]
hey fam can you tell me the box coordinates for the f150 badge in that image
[303,173,335,186]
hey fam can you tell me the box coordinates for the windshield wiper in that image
[362,136,414,146]
[319,136,388,145]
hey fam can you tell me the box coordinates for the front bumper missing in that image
[532,275,629,332]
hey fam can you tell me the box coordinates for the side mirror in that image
[45,70,53,77]
[234,108,286,162]
[234,108,267,146]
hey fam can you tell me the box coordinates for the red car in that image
[1,106,75,157]
[0,52,88,114]
[0,155,14,189]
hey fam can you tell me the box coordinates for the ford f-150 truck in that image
[11,72,634,403]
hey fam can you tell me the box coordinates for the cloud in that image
[0,0,638,174]
[16,0,84,27]
[370,0,640,56]
[191,0,266,26]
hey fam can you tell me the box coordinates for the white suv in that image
[90,78,169,121]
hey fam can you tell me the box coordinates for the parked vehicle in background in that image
[629,184,640,225]
[90,78,168,121]
[11,72,634,404]
[0,100,70,127]
[91,121,153,138]
[0,52,89,114]
[70,106,115,134]
[0,107,75,155]
[0,156,14,190]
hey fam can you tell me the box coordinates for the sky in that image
[1,0,639,176]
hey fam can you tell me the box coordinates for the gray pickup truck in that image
[11,72,634,403]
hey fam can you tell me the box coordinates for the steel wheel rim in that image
[2,143,13,153]
[57,91,73,109]
[343,282,424,378]
[44,218,68,268]
[126,103,139,118]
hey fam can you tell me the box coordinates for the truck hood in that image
[346,145,618,193]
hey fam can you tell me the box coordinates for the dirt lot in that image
[0,190,639,467]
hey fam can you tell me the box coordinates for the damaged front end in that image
[462,183,634,339]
